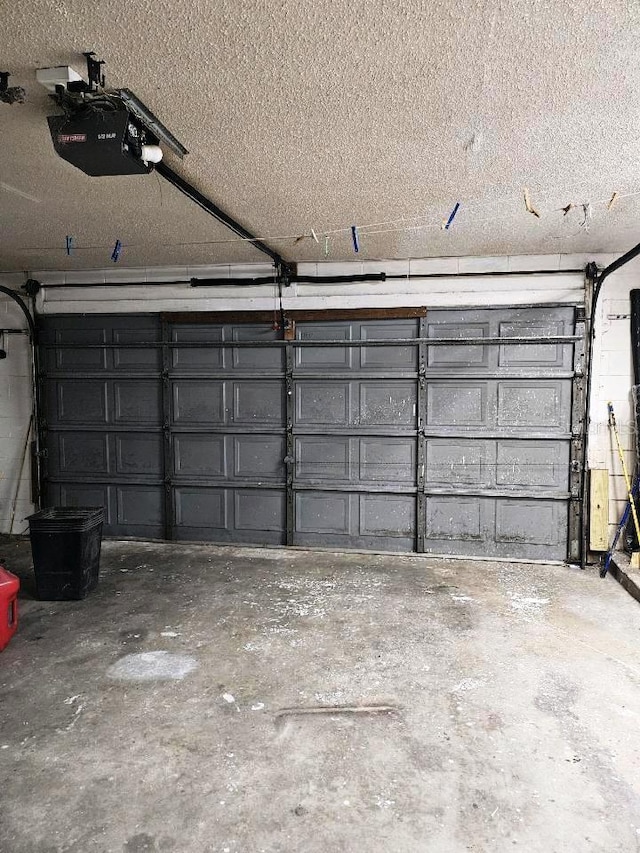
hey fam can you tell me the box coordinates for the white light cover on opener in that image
[35,66,83,92]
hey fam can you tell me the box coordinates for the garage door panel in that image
[295,436,351,481]
[51,328,107,371]
[172,381,225,424]
[498,321,571,369]
[360,322,418,369]
[495,499,566,548]
[173,432,284,481]
[232,326,284,371]
[173,434,227,477]
[294,490,416,551]
[295,324,353,370]
[295,382,350,426]
[496,441,570,489]
[49,432,109,477]
[360,382,416,426]
[113,328,161,370]
[427,323,490,369]
[173,486,285,543]
[235,490,286,532]
[233,381,284,425]
[233,435,285,480]
[427,383,489,428]
[114,381,161,424]
[51,380,108,425]
[114,434,163,476]
[360,494,415,536]
[53,483,111,523]
[53,484,164,538]
[171,325,224,370]
[424,495,568,559]
[425,439,492,487]
[497,382,567,430]
[115,486,163,527]
[424,438,570,492]
[426,496,486,542]
[296,492,351,534]
[359,437,416,483]
[294,436,416,485]
[174,487,227,528]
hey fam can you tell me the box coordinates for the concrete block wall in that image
[1,251,638,546]
[587,255,640,541]
[0,292,34,534]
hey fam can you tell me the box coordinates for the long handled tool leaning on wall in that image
[607,401,640,564]
[601,472,640,578]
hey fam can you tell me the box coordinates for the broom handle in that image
[608,402,640,546]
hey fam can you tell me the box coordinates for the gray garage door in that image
[422,307,580,561]
[40,304,583,561]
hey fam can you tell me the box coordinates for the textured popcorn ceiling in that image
[1,0,639,272]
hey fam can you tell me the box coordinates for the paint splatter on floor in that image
[107,651,198,682]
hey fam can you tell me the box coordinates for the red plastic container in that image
[0,567,19,652]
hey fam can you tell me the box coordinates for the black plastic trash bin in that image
[27,507,104,600]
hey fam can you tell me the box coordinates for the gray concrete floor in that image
[1,537,640,853]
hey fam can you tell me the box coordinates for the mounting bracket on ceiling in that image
[0,71,26,105]
[83,51,105,91]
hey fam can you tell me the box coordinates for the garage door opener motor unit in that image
[39,52,188,176]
